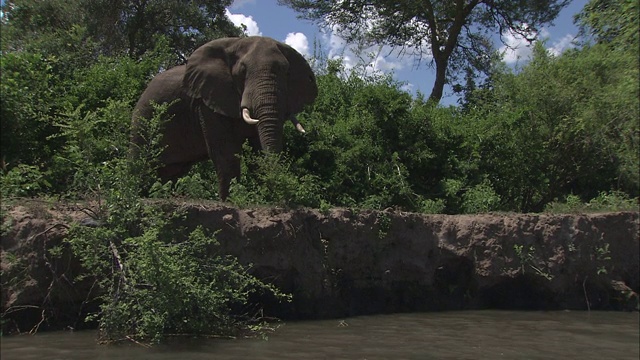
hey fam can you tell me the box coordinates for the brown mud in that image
[2,199,638,334]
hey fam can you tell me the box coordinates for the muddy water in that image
[1,311,638,360]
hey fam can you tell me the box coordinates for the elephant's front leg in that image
[198,107,243,201]
[213,143,241,201]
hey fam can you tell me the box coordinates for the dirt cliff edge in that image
[2,200,638,333]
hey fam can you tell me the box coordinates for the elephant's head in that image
[183,36,318,152]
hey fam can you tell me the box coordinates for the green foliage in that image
[48,100,133,195]
[1,0,637,216]
[514,244,535,275]
[575,0,639,48]
[443,37,639,212]
[70,211,288,343]
[544,191,638,214]
[0,51,67,166]
[461,180,501,214]
[148,167,218,200]
[418,198,446,215]
[0,36,173,195]
[1,0,86,54]
[228,145,324,208]
[284,70,437,211]
[1,0,242,60]
[376,212,392,239]
[514,244,553,280]
[0,164,51,198]
[70,45,175,110]
[80,0,242,59]
[595,242,612,275]
[587,192,638,212]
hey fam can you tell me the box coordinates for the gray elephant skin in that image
[131,36,318,200]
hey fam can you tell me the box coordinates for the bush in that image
[461,180,502,214]
[228,146,324,208]
[62,121,288,343]
[0,52,67,167]
[69,210,288,343]
[545,191,638,213]
[34,89,289,343]
[0,164,51,198]
[284,69,436,211]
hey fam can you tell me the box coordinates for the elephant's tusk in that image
[242,108,260,125]
[290,115,306,134]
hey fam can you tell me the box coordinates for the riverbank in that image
[2,199,638,333]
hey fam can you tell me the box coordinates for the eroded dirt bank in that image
[2,200,638,333]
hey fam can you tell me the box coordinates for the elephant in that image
[131,36,318,200]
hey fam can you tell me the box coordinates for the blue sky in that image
[228,0,590,105]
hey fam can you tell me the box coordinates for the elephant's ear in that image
[277,42,318,115]
[184,38,241,117]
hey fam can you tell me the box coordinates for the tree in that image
[1,0,243,60]
[575,0,639,48]
[456,41,638,210]
[82,0,242,60]
[279,0,570,104]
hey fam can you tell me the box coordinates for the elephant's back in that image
[133,65,189,118]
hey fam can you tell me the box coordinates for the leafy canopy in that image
[575,0,639,47]
[1,0,242,59]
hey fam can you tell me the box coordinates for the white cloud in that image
[371,54,402,72]
[500,27,578,63]
[325,25,348,59]
[499,30,536,64]
[285,32,310,57]
[548,33,577,56]
[225,9,262,36]
[322,25,408,78]
[400,83,415,93]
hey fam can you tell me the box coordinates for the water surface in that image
[2,311,638,359]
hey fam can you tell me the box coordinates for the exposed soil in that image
[2,199,638,334]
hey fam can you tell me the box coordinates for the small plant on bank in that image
[514,244,534,275]
[513,244,553,281]
[418,198,446,215]
[595,243,612,275]
[376,212,392,239]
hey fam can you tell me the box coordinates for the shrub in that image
[0,164,51,198]
[229,146,324,208]
[69,210,288,343]
[544,191,638,213]
[461,180,502,214]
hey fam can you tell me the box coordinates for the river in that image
[1,311,638,359]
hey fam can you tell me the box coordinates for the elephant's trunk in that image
[257,118,284,152]
[245,74,286,153]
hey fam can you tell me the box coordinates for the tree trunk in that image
[428,55,448,104]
